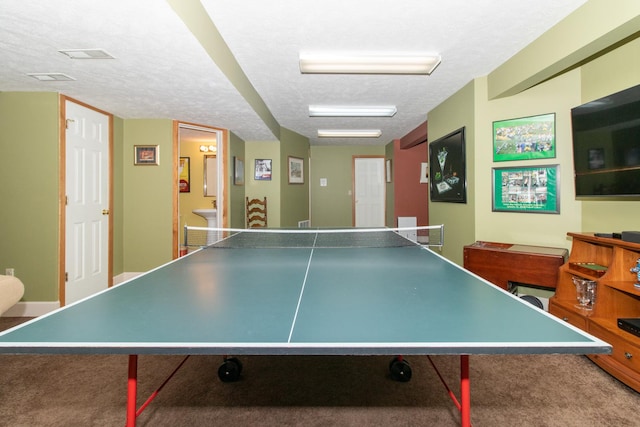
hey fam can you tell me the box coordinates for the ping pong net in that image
[183,225,444,249]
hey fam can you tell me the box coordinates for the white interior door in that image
[354,157,385,227]
[65,100,110,304]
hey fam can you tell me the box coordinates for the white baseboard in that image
[1,301,60,317]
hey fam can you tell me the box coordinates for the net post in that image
[183,224,188,248]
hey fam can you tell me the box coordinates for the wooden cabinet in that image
[463,241,567,290]
[549,232,640,392]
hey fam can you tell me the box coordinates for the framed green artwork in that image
[492,165,560,214]
[493,113,556,162]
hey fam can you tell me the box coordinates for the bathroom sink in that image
[193,209,218,244]
[193,209,217,221]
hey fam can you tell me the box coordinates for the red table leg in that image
[460,355,471,427]
[127,355,138,427]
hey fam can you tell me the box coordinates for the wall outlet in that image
[5,268,15,276]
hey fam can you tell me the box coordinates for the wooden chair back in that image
[246,197,267,228]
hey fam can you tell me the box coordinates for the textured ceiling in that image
[0,0,587,145]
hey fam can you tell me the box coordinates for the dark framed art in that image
[492,164,560,214]
[254,159,272,181]
[492,113,556,162]
[429,127,467,203]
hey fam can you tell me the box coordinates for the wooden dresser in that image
[463,241,568,290]
[549,232,640,392]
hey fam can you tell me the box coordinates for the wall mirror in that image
[204,155,217,197]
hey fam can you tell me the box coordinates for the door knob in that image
[102,209,110,215]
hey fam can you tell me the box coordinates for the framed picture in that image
[420,162,429,183]
[429,127,466,203]
[179,157,190,193]
[288,156,304,184]
[134,145,159,165]
[492,164,560,214]
[492,113,556,162]
[385,159,392,183]
[254,159,272,181]
[233,157,244,186]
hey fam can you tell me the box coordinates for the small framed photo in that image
[134,145,159,165]
[420,162,429,183]
[254,159,272,181]
[492,164,560,214]
[234,157,245,186]
[288,156,304,184]
[179,157,190,192]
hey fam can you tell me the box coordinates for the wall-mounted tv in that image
[571,83,640,198]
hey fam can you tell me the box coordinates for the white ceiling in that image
[0,0,588,145]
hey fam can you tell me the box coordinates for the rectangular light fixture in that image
[27,73,75,81]
[300,53,441,75]
[318,129,382,138]
[309,105,397,117]
[58,49,115,59]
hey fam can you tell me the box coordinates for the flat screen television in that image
[571,83,640,198]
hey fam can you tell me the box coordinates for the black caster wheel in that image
[218,357,242,382]
[389,357,412,382]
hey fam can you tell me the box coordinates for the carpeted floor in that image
[0,317,639,426]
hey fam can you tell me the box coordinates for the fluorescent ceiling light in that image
[300,53,441,75]
[318,129,382,138]
[27,73,75,81]
[309,105,397,117]
[59,49,114,59]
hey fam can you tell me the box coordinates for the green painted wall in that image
[427,82,476,264]
[0,92,59,301]
[473,70,583,251]
[228,132,246,229]
[487,0,640,99]
[310,145,385,227]
[245,140,281,227]
[279,127,310,227]
[427,5,640,265]
[122,119,174,272]
[3,1,639,304]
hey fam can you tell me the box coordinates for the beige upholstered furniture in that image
[0,275,24,315]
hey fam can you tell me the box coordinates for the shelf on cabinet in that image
[549,232,640,392]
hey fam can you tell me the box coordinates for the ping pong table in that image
[0,228,610,426]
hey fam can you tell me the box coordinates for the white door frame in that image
[59,96,113,306]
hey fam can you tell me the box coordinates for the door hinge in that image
[65,272,68,282]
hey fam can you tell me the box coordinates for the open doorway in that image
[174,122,227,256]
